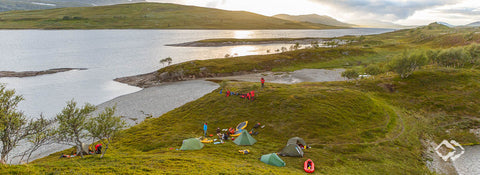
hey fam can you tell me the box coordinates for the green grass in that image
[2,23,480,174]
[8,66,480,174]
[0,3,344,29]
[157,47,374,81]
[2,81,430,174]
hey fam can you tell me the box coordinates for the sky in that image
[147,0,479,26]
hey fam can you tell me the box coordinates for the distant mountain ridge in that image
[465,21,480,27]
[348,19,409,29]
[436,21,455,27]
[273,14,353,27]
[0,0,146,12]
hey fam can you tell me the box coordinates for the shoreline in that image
[17,68,344,164]
[114,68,346,88]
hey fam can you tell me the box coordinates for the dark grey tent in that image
[279,144,304,157]
[287,137,307,147]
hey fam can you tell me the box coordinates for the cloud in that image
[434,8,480,16]
[309,0,462,20]
[205,0,227,8]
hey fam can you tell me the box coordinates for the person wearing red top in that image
[95,144,102,154]
[250,91,255,101]
[261,78,265,88]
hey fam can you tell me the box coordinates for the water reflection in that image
[234,31,253,38]
[228,45,257,56]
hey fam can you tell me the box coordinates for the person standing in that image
[261,77,265,88]
[203,122,208,137]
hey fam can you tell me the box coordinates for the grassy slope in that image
[2,24,480,174]
[0,2,342,29]
[3,81,425,174]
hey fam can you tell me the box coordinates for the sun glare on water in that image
[228,46,257,56]
[233,31,253,39]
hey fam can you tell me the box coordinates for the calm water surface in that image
[0,29,394,117]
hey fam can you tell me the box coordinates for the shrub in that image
[341,69,359,80]
[388,51,428,79]
[364,64,384,76]
[435,47,472,68]
[466,44,480,61]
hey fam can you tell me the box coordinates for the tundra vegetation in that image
[1,23,480,174]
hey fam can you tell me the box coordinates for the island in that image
[0,68,87,78]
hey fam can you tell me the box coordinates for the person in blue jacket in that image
[203,122,208,137]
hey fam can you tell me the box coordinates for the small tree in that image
[310,41,320,49]
[0,85,31,164]
[86,106,126,158]
[290,42,301,51]
[20,115,55,163]
[159,57,173,67]
[55,100,96,158]
[341,69,359,80]
[389,51,428,79]
[281,47,287,52]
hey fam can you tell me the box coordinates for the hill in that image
[436,21,455,28]
[0,2,342,29]
[352,19,409,28]
[2,22,480,174]
[1,80,427,174]
[273,14,353,27]
[465,21,480,27]
[0,0,145,12]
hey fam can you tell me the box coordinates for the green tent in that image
[233,130,257,146]
[260,153,286,167]
[287,137,307,147]
[180,138,204,150]
[279,144,304,157]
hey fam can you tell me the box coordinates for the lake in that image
[0,28,394,118]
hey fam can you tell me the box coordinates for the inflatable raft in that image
[304,159,314,173]
[236,121,248,130]
[200,138,213,143]
[230,121,248,137]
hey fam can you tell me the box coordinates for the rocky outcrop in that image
[114,69,259,88]
[0,68,86,78]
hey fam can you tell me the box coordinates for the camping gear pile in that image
[220,89,256,101]
[178,121,313,171]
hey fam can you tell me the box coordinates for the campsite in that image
[0,1,480,174]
